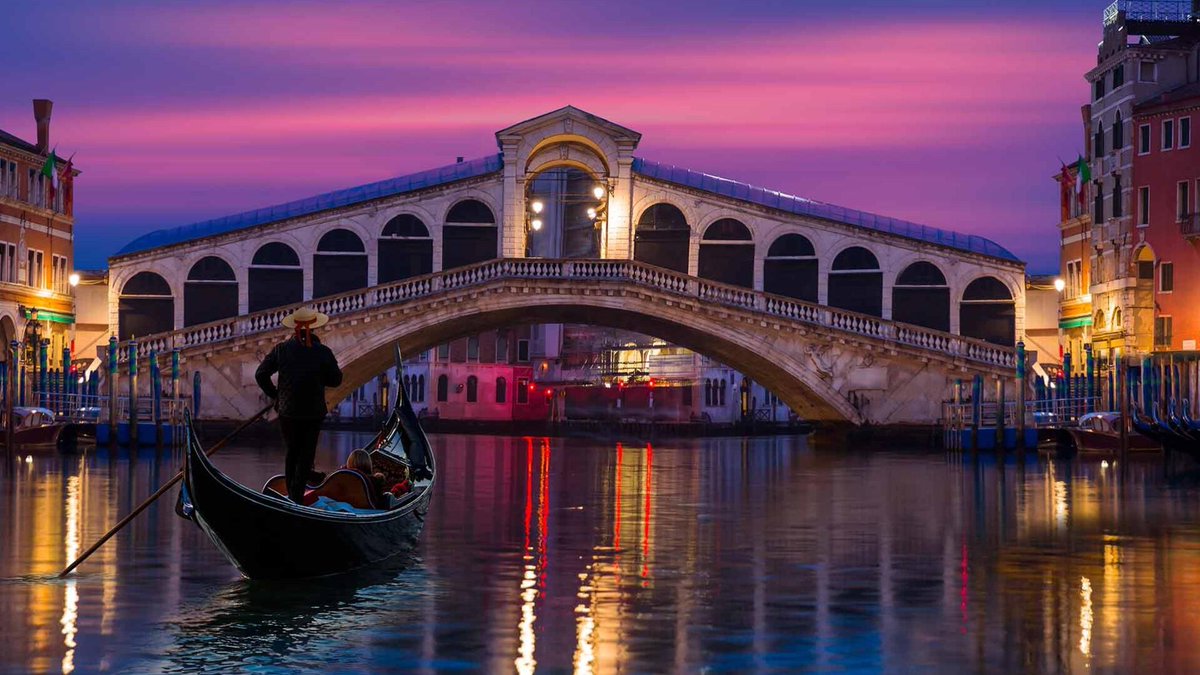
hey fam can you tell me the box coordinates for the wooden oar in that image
[58,403,274,578]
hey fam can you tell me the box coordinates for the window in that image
[1179,181,1191,220]
[1139,60,1157,82]
[0,242,14,283]
[1112,63,1124,88]
[1163,119,1175,150]
[466,376,478,403]
[1094,125,1104,157]
[51,254,68,294]
[1113,174,1122,218]
[496,335,508,363]
[1181,117,1191,149]
[682,385,693,407]
[0,159,15,198]
[1114,113,1124,149]
[1139,124,1151,154]
[1155,316,1173,347]
[1139,186,1150,225]
[436,374,449,402]
[495,377,507,404]
[704,379,713,406]
[1094,77,1105,100]
[437,343,450,361]
[1094,181,1104,222]
[466,336,479,361]
[1160,262,1174,293]
[517,378,529,404]
[416,375,425,402]
[26,249,43,288]
[719,379,728,406]
[1065,259,1084,298]
[516,339,530,363]
[1138,260,1154,280]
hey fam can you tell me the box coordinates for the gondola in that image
[178,355,435,580]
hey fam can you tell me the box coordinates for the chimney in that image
[456,156,464,164]
[32,99,52,153]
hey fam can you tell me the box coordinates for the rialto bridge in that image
[107,107,1026,425]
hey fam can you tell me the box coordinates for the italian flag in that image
[1075,154,1091,206]
[40,150,57,207]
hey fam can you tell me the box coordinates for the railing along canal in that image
[120,258,1016,370]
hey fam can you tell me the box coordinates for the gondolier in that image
[255,307,343,504]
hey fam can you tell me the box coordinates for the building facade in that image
[1065,3,1199,368]
[0,99,77,371]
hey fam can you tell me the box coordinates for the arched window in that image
[402,374,411,403]
[892,261,949,331]
[379,214,433,283]
[249,242,303,312]
[417,374,426,402]
[634,203,690,273]
[763,233,817,301]
[436,374,449,402]
[496,376,507,404]
[314,228,367,298]
[960,277,1015,346]
[1095,309,1107,332]
[719,379,728,406]
[828,246,882,317]
[466,375,478,403]
[184,256,238,327]
[118,271,174,339]
[698,218,754,288]
[704,379,713,406]
[442,199,497,271]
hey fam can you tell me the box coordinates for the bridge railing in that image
[117,258,1016,370]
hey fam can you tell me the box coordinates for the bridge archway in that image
[184,256,238,327]
[634,203,690,273]
[959,276,1015,347]
[378,214,433,283]
[249,242,303,312]
[326,291,864,424]
[763,233,818,301]
[892,261,950,332]
[442,199,497,270]
[828,246,883,317]
[698,218,754,288]
[118,271,174,340]
[314,228,367,298]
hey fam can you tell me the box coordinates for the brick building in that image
[0,99,77,369]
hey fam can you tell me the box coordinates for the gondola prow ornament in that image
[256,307,343,503]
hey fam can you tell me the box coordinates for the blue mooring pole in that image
[1016,341,1026,450]
[37,339,47,409]
[1085,344,1095,414]
[128,340,139,446]
[971,374,982,450]
[108,336,119,444]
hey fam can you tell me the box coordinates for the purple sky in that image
[0,0,1102,272]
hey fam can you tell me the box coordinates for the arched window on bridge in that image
[379,214,433,283]
[249,242,303,312]
[436,374,449,402]
[184,256,238,327]
[828,246,882,317]
[314,229,367,298]
[466,375,478,403]
[959,276,1015,347]
[891,261,949,332]
[415,374,425,403]
[704,379,713,406]
[118,271,174,340]
[496,376,507,404]
[698,219,754,288]
[763,233,817,301]
[720,379,728,406]
[634,203,690,273]
[442,199,497,271]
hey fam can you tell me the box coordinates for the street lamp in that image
[68,272,80,287]
[592,185,605,200]
[530,218,543,231]
[530,200,544,214]
[1054,277,1065,292]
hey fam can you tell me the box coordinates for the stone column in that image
[500,140,524,258]
[607,152,635,260]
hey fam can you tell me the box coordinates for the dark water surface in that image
[3,433,1200,673]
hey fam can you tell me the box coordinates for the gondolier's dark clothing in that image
[255,335,343,503]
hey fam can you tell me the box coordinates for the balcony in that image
[1105,0,1196,25]
[1181,212,1200,239]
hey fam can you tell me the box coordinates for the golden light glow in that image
[586,208,597,220]
[592,185,604,200]
[531,200,544,214]
[68,273,80,287]
[61,474,81,674]
[1079,576,1093,656]
[531,218,543,231]
[1054,277,1066,292]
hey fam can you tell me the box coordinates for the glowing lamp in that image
[586,208,597,220]
[1054,278,1065,292]
[531,200,544,214]
[68,272,80,287]
[531,218,543,231]
[528,383,536,392]
[592,185,605,200]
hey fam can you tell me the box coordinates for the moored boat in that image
[179,381,435,580]
[1047,411,1160,457]
[1,406,95,452]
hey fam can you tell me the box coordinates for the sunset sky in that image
[1,0,1101,271]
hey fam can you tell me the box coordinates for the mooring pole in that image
[1119,354,1129,461]
[5,341,16,459]
[128,339,139,447]
[107,336,119,444]
[37,338,48,409]
[1016,341,1026,450]
[61,344,70,416]
[171,348,180,434]
[971,374,982,451]
[1085,344,1095,414]
[150,348,162,446]
[996,377,1006,450]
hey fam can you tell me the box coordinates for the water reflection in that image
[4,438,1200,671]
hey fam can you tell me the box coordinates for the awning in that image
[1059,316,1093,329]
[22,308,75,325]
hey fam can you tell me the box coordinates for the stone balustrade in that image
[116,257,1016,370]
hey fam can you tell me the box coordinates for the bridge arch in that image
[184,255,239,327]
[118,270,175,340]
[442,198,498,271]
[763,232,818,301]
[698,218,754,288]
[959,275,1016,347]
[633,202,691,274]
[378,213,433,283]
[249,241,304,312]
[314,228,368,298]
[891,260,950,332]
[828,245,883,317]
[327,290,864,424]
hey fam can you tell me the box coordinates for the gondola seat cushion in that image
[300,470,378,509]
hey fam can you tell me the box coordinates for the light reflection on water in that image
[2,434,1200,672]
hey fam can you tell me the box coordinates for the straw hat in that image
[281,307,329,329]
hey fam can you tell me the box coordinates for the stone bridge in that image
[120,258,1016,426]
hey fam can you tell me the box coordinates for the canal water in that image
[2,433,1200,673]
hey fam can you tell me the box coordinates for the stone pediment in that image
[495,106,641,151]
